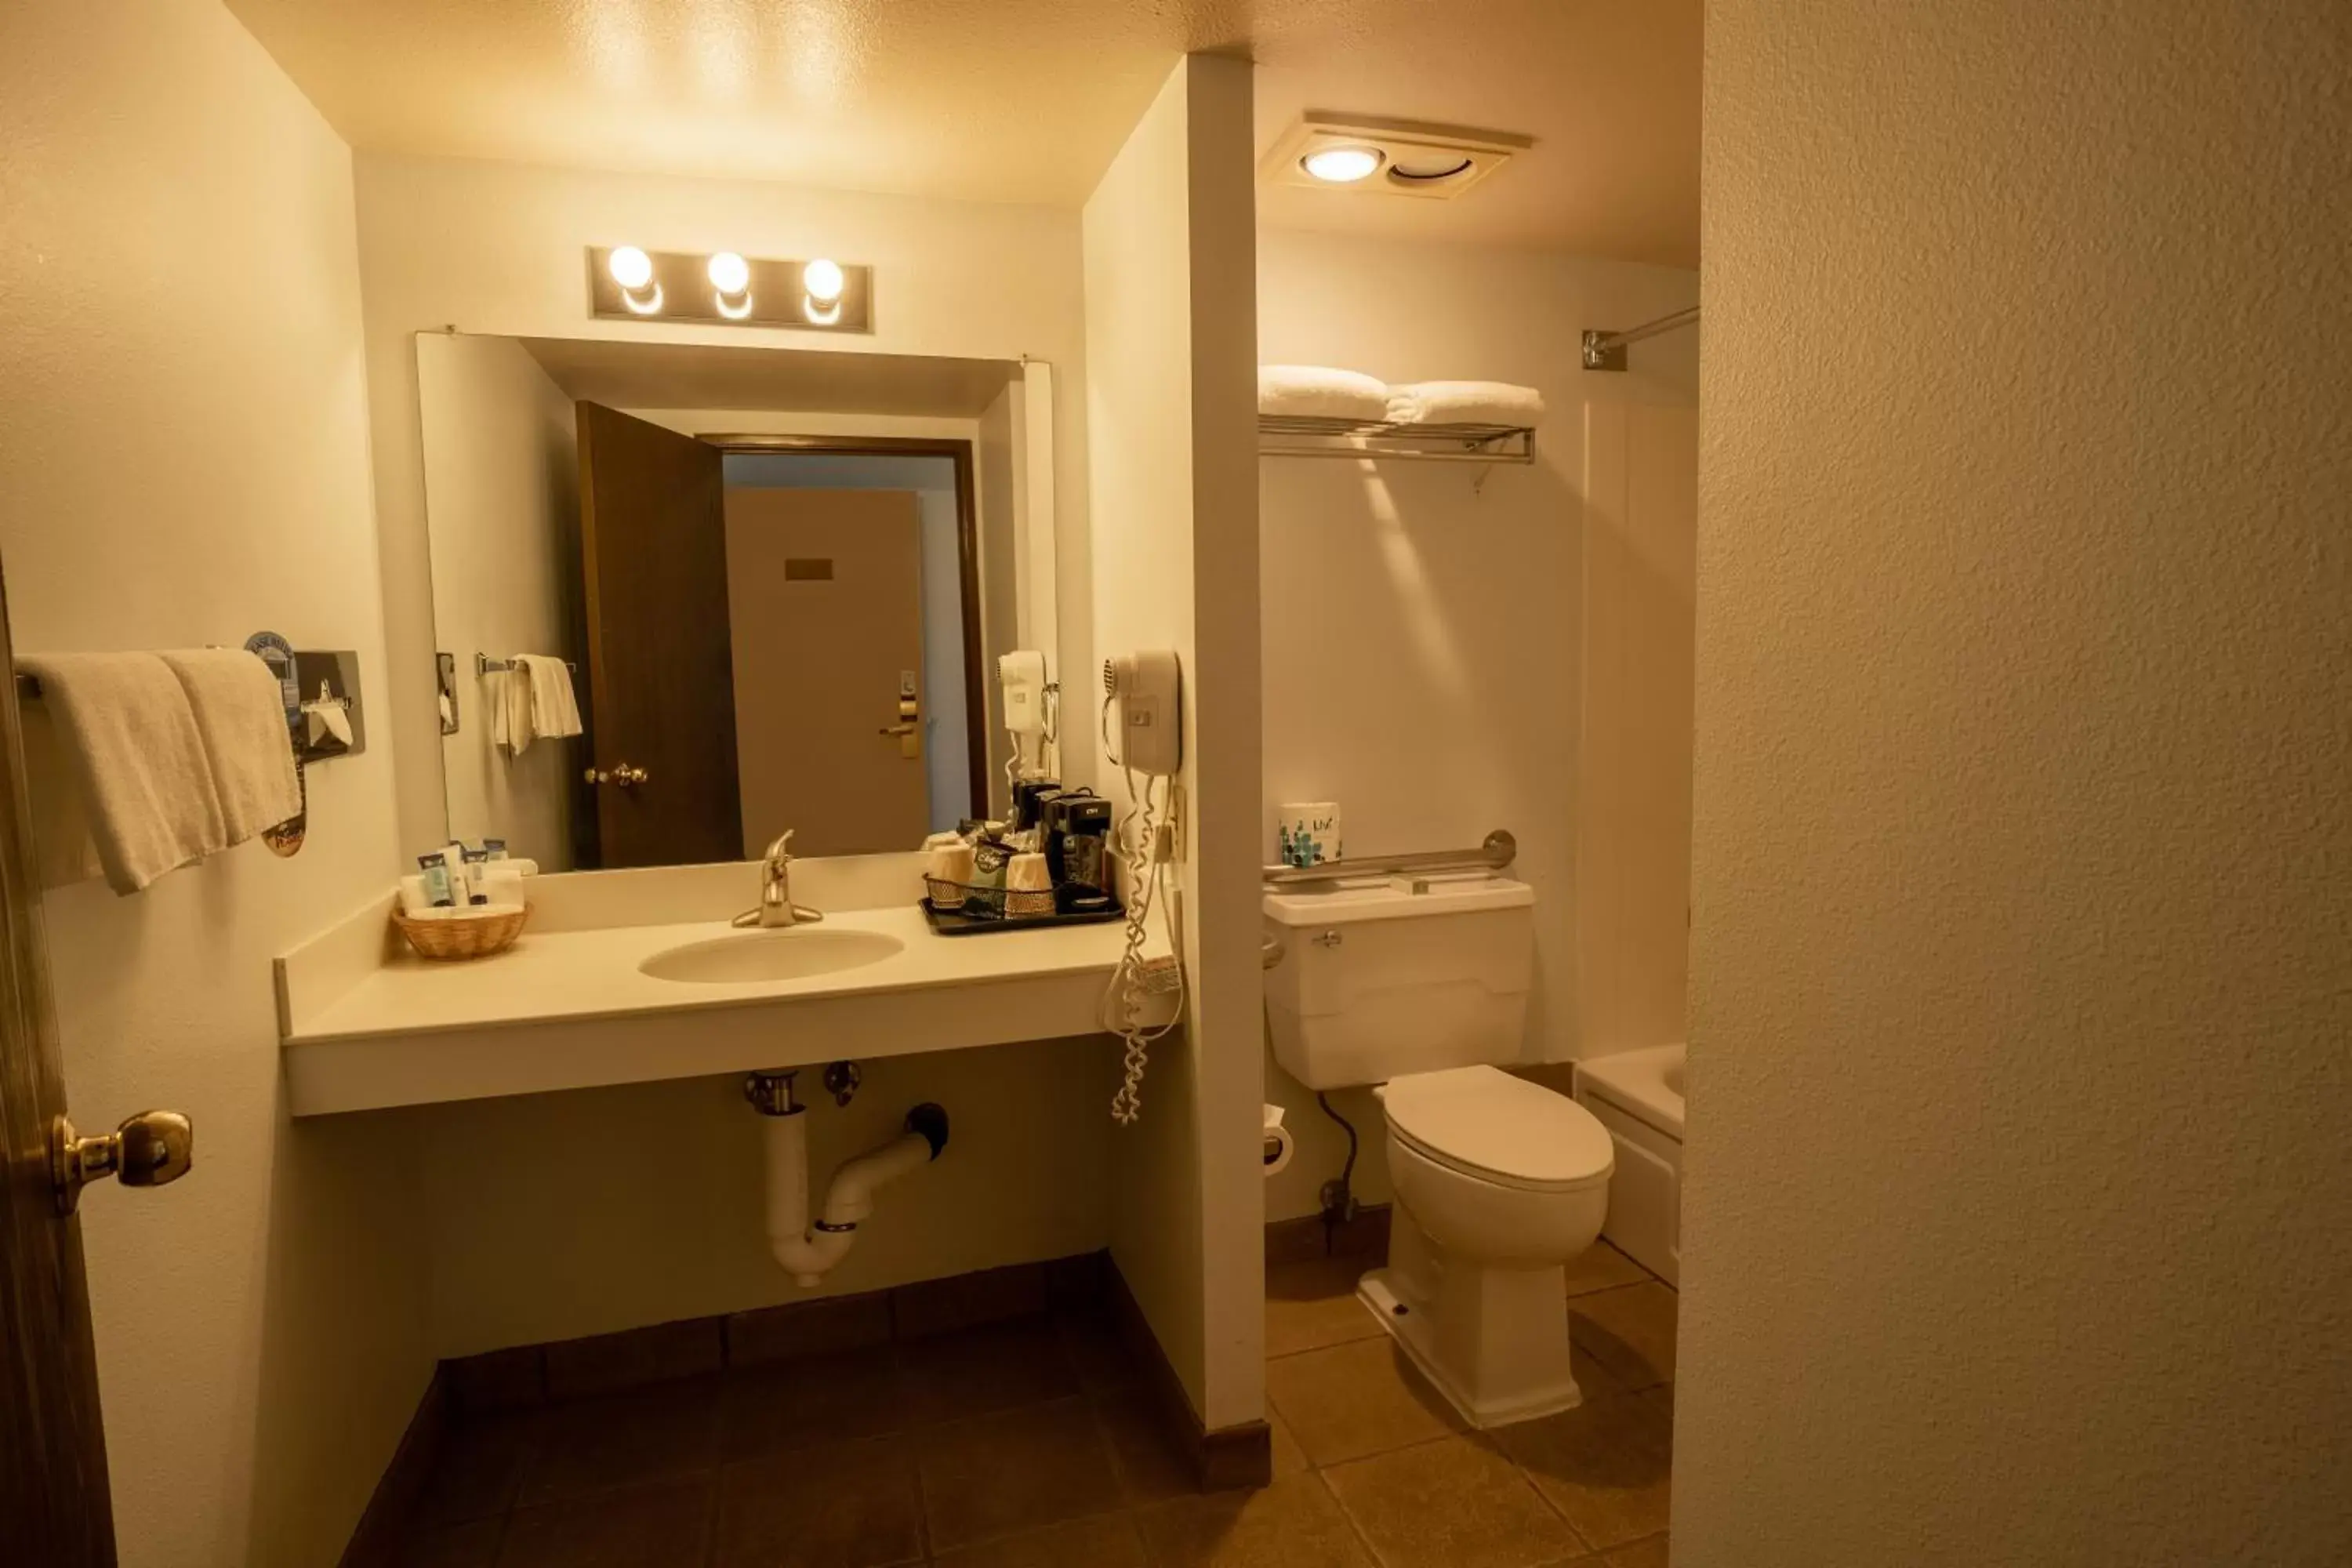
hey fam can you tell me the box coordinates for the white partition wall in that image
[1083,53,1265,1432]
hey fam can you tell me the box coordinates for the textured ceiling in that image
[224,0,1699,266]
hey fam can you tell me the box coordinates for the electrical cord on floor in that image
[1316,1091,1359,1250]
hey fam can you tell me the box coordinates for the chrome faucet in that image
[734,830,825,928]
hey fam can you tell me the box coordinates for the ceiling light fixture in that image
[1302,146,1382,183]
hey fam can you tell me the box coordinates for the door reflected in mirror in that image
[416,333,1054,869]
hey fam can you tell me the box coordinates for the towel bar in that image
[1261,829,1517,887]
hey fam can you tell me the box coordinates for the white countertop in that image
[278,858,1163,1117]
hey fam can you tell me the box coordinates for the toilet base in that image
[1357,1207,1586,1430]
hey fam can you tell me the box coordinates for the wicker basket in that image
[392,902,532,961]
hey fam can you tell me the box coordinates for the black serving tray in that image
[919,898,1125,936]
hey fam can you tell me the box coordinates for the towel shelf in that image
[1258,413,1536,466]
[475,654,579,677]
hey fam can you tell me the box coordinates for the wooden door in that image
[0,563,118,1566]
[724,488,928,856]
[576,403,742,867]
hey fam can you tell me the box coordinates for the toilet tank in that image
[1262,873,1537,1091]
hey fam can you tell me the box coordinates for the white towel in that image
[492,657,583,754]
[158,649,300,844]
[18,653,227,895]
[1382,380,1547,429]
[1258,365,1392,423]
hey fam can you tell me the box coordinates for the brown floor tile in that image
[399,1517,503,1567]
[496,1475,713,1568]
[419,1410,542,1525]
[931,1512,1149,1567]
[1264,1338,1464,1468]
[1268,1408,1311,1479]
[1603,1535,1670,1568]
[1494,1393,1673,1552]
[720,1345,908,1458]
[1132,1473,1374,1568]
[1568,1285,1676,1390]
[1054,1308,1145,1392]
[712,1435,925,1568]
[545,1318,724,1399]
[895,1317,1080,1426]
[728,1293,893,1368]
[1323,1435,1584,1568]
[516,1380,722,1505]
[1264,1257,1383,1359]
[915,1396,1125,1550]
[1561,1242,1650,1298]
[1094,1388,1196,1504]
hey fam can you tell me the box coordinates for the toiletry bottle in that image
[461,848,491,905]
[417,851,456,909]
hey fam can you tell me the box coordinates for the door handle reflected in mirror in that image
[583,762,650,787]
[877,724,916,736]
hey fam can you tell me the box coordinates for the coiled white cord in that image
[1100,707,1186,1124]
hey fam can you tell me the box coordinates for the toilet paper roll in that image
[1261,1104,1294,1177]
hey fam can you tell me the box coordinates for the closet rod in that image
[1581,304,1701,371]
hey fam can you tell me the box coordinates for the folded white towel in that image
[1258,365,1392,423]
[1383,380,1547,429]
[158,649,300,844]
[492,657,583,754]
[19,653,227,895]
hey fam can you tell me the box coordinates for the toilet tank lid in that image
[1263,872,1534,927]
[1384,1066,1613,1188]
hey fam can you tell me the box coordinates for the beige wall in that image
[351,154,1098,858]
[1680,2,2352,1564]
[1254,230,1697,1221]
[416,332,579,868]
[1085,54,1266,1429]
[0,4,432,1563]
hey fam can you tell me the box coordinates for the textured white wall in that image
[1086,54,1267,1429]
[1679,3,2352,1563]
[1254,230,1697,1222]
[0,4,431,1562]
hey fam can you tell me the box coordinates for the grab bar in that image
[1261,829,1517,887]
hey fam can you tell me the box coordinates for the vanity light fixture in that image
[607,245,664,314]
[707,251,754,320]
[585,247,872,332]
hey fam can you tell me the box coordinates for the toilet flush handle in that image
[1312,930,1343,948]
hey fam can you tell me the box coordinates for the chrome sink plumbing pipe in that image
[746,1069,949,1287]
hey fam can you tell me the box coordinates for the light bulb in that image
[707,251,750,296]
[802,257,844,303]
[1302,146,1381,183]
[608,246,655,289]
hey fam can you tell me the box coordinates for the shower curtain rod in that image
[1581,304,1701,371]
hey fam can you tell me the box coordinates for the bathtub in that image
[1572,1044,1685,1286]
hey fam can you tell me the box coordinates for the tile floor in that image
[397,1240,1675,1567]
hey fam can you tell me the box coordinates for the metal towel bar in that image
[1261,829,1517,887]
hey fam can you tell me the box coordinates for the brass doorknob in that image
[583,763,649,787]
[52,1109,193,1216]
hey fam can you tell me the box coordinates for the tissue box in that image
[1277,803,1342,869]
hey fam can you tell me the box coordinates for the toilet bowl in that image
[1357,1065,1613,1428]
[1263,871,1612,1428]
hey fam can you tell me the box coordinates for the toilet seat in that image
[1383,1065,1613,1193]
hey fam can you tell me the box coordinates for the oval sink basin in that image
[639,927,904,985]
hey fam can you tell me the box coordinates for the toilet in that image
[1265,873,1612,1428]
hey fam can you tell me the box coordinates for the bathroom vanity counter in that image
[276,858,1161,1116]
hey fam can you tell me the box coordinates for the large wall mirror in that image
[416,332,1057,869]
